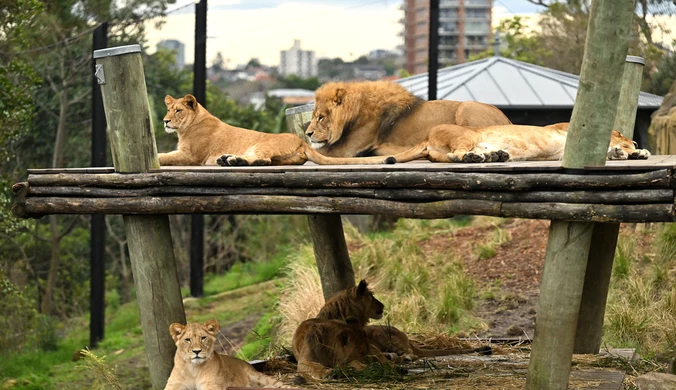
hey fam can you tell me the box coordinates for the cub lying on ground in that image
[164,319,284,389]
[158,94,395,166]
[314,280,492,362]
[423,122,651,163]
[291,318,388,379]
[305,80,512,158]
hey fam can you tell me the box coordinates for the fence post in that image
[525,1,636,389]
[573,55,645,354]
[93,44,186,389]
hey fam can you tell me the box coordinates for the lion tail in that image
[248,370,285,388]
[304,147,396,165]
[388,142,429,163]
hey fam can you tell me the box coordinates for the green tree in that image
[468,16,551,65]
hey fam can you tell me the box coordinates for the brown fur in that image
[164,320,284,389]
[306,80,511,160]
[158,94,396,167]
[364,325,491,362]
[291,318,387,378]
[316,280,384,329]
[423,122,651,163]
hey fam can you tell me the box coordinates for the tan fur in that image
[164,320,284,390]
[423,122,651,163]
[306,80,511,160]
[291,319,387,378]
[316,280,384,329]
[158,94,395,166]
[364,325,491,362]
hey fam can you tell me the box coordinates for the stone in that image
[634,372,676,390]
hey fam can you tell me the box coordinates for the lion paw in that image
[607,146,628,160]
[629,149,650,160]
[216,154,249,166]
[462,151,486,163]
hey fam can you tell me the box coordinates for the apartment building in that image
[402,0,493,75]
[279,40,318,78]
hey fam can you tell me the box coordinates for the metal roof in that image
[396,57,664,109]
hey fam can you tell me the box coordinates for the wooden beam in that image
[574,56,645,354]
[526,1,637,389]
[94,44,185,390]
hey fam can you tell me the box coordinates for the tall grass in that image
[274,218,485,345]
[604,225,676,358]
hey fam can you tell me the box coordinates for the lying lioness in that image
[158,94,395,166]
[164,320,284,389]
[418,122,651,163]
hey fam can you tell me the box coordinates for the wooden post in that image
[93,45,186,390]
[285,105,356,300]
[574,56,645,354]
[526,1,636,389]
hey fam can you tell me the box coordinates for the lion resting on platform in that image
[423,122,651,163]
[305,80,511,159]
[164,319,284,389]
[158,94,395,166]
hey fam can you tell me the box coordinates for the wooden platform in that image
[13,157,676,222]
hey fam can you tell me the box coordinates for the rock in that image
[2,379,17,389]
[634,372,676,390]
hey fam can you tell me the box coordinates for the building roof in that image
[396,57,664,109]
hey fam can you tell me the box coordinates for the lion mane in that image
[305,80,512,160]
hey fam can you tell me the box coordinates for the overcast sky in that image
[144,0,542,67]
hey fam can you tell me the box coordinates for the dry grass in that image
[604,224,676,360]
[76,349,122,390]
[274,218,488,346]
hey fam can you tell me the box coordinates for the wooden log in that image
[526,1,637,389]
[17,196,675,222]
[286,104,356,304]
[94,44,185,390]
[23,185,676,205]
[575,56,646,354]
[25,169,672,190]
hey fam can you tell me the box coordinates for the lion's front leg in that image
[158,151,198,166]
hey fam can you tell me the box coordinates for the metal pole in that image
[190,0,207,298]
[90,21,107,348]
[428,0,439,100]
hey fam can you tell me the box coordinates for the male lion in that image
[305,80,511,159]
[164,319,284,389]
[291,318,387,378]
[424,122,651,163]
[158,94,395,166]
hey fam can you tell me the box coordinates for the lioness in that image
[158,94,395,166]
[164,319,284,389]
[305,80,511,159]
[292,318,387,378]
[423,122,651,163]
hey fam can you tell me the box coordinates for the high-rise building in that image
[279,40,318,78]
[402,0,493,75]
[157,39,185,69]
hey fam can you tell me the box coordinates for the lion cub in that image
[158,94,394,166]
[164,319,284,389]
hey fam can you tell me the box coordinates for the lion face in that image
[163,94,199,134]
[305,86,347,148]
[353,279,385,321]
[319,280,385,326]
[169,320,219,364]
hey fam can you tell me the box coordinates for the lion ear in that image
[183,94,198,110]
[204,319,219,335]
[169,323,185,342]
[334,88,346,105]
[356,279,368,296]
[164,95,175,106]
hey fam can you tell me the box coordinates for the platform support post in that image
[526,1,636,389]
[94,45,186,390]
[574,56,645,354]
[285,109,356,300]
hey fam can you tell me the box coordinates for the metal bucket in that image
[285,103,314,140]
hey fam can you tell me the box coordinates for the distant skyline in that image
[144,0,541,68]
